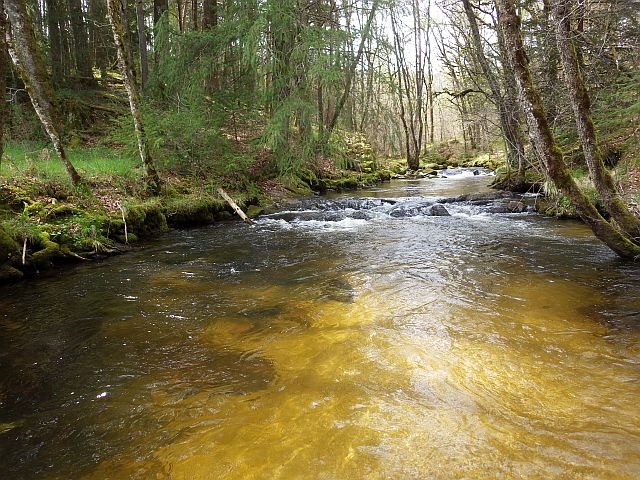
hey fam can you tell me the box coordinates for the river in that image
[1,171,639,479]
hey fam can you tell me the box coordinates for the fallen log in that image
[217,188,254,225]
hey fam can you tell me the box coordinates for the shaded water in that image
[1,173,640,479]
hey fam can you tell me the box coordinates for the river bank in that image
[2,141,637,285]
[0,158,396,284]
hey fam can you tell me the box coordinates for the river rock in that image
[441,191,517,204]
[430,204,451,216]
[389,201,433,217]
[487,201,527,214]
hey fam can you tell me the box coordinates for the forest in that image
[0,0,638,280]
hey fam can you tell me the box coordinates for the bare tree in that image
[107,0,161,194]
[462,0,526,187]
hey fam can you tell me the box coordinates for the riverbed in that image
[1,172,639,478]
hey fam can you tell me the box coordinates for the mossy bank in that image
[0,182,263,284]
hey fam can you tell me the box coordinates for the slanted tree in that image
[552,0,640,242]
[107,0,161,194]
[318,0,379,149]
[4,0,83,185]
[496,0,640,258]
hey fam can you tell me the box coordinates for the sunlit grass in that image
[0,142,142,182]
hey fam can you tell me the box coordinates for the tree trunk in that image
[0,0,8,163]
[135,0,148,86]
[552,0,640,242]
[425,0,434,144]
[176,0,184,32]
[5,0,83,185]
[46,0,63,86]
[390,10,417,170]
[463,0,526,185]
[496,0,640,258]
[153,0,168,26]
[87,0,110,79]
[412,0,424,162]
[68,0,92,80]
[541,0,559,123]
[107,0,161,194]
[191,0,198,30]
[202,0,217,29]
[495,4,527,184]
[153,0,168,67]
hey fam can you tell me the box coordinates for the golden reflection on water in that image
[81,257,640,480]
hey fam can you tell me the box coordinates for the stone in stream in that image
[487,201,528,214]
[430,204,451,216]
[440,191,517,204]
[389,202,434,218]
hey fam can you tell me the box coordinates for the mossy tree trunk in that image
[0,0,8,163]
[463,0,526,187]
[496,0,640,259]
[552,0,640,243]
[4,0,83,186]
[107,0,161,194]
[202,0,217,29]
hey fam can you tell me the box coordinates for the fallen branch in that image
[217,188,254,225]
[117,202,128,243]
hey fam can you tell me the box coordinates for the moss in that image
[0,226,20,263]
[164,195,222,227]
[23,201,46,217]
[0,184,34,210]
[332,177,360,190]
[125,201,168,236]
[44,204,81,219]
[0,264,23,283]
[246,205,264,218]
[31,232,62,266]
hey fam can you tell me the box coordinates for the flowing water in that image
[1,171,640,479]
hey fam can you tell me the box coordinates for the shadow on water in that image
[1,173,640,479]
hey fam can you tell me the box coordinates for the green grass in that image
[0,142,141,182]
